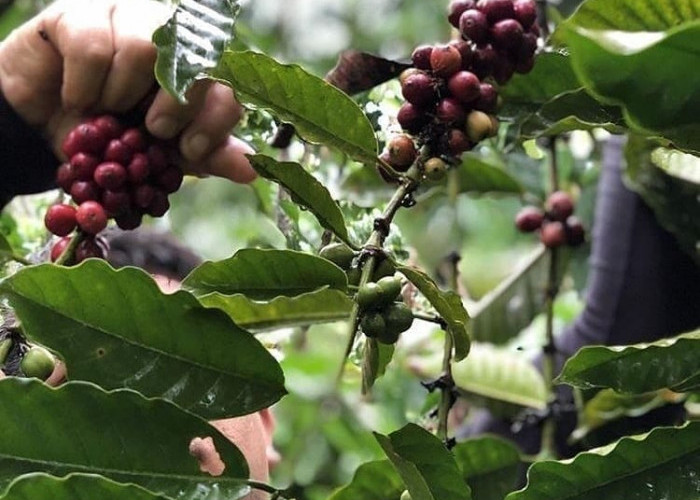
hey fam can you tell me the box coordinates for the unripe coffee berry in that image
[430,44,462,78]
[94,162,127,190]
[401,72,438,107]
[424,157,448,181]
[411,45,433,70]
[466,110,494,143]
[513,0,537,29]
[540,221,566,248]
[448,0,477,27]
[44,204,77,237]
[546,191,574,221]
[361,312,386,339]
[515,206,544,232]
[387,135,417,170]
[20,346,55,380]
[76,201,108,234]
[459,9,489,44]
[448,71,481,104]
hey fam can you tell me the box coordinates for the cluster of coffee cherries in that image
[380,0,539,182]
[44,115,183,263]
[515,191,585,248]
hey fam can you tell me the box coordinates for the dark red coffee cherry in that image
[401,72,438,107]
[411,45,433,70]
[491,19,524,50]
[436,98,466,125]
[478,0,515,23]
[397,102,429,134]
[70,153,99,181]
[513,0,537,29]
[76,201,108,235]
[132,184,155,209]
[94,162,127,190]
[104,139,133,165]
[146,145,169,174]
[472,45,498,78]
[56,163,77,192]
[92,115,123,140]
[546,191,574,221]
[70,181,100,204]
[387,135,417,170]
[75,236,106,262]
[101,190,131,216]
[515,32,538,63]
[50,236,72,262]
[447,129,473,156]
[121,128,147,152]
[449,40,474,69]
[127,153,151,184]
[565,216,585,247]
[430,44,462,78]
[493,55,516,85]
[448,0,477,27]
[115,210,143,231]
[146,189,170,217]
[515,206,545,232]
[156,166,185,194]
[459,9,489,44]
[540,221,566,248]
[474,83,499,113]
[448,71,481,103]
[62,122,108,157]
[44,204,77,237]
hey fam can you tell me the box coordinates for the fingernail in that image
[186,133,210,160]
[150,116,178,138]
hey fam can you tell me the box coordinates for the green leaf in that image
[0,474,171,500]
[153,0,239,102]
[361,339,395,394]
[411,344,547,413]
[458,155,524,195]
[328,460,404,500]
[213,51,378,164]
[183,248,348,299]
[198,289,352,331]
[398,266,470,361]
[0,261,285,419]
[0,233,14,265]
[248,155,352,245]
[375,424,472,500]
[453,436,522,500]
[565,0,700,31]
[625,136,700,265]
[0,379,250,499]
[557,330,700,393]
[506,422,700,500]
[563,22,700,153]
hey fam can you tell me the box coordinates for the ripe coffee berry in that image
[448,0,477,28]
[156,167,185,194]
[401,72,438,106]
[565,216,586,247]
[94,162,127,190]
[121,128,146,152]
[45,204,77,237]
[50,236,71,262]
[479,0,516,22]
[436,98,466,125]
[475,83,498,113]
[387,135,417,170]
[472,45,498,79]
[93,115,123,140]
[71,153,99,181]
[102,190,131,216]
[104,139,133,165]
[449,41,473,68]
[546,191,575,221]
[397,102,429,134]
[75,236,107,262]
[515,206,544,233]
[411,45,433,70]
[447,129,473,156]
[491,19,524,50]
[62,122,108,157]
[127,153,151,184]
[540,221,567,248]
[56,163,76,192]
[76,201,108,235]
[146,189,170,217]
[70,181,100,204]
[460,9,489,43]
[513,0,537,29]
[448,71,481,104]
[430,44,462,78]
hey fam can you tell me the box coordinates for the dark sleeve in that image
[0,93,59,208]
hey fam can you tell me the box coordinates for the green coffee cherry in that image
[400,490,413,500]
[372,258,396,281]
[357,282,382,310]
[361,312,386,339]
[383,302,414,335]
[424,157,447,181]
[319,242,356,270]
[376,276,402,306]
[20,346,56,381]
[0,338,12,366]
[376,325,401,345]
[346,267,362,287]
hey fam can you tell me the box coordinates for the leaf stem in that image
[437,253,460,442]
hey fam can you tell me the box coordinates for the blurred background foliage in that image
[0,0,597,498]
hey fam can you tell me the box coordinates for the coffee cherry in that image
[448,71,481,104]
[449,40,474,69]
[493,56,516,85]
[515,32,538,63]
[20,346,55,380]
[320,243,356,270]
[376,276,402,306]
[357,282,382,310]
[515,206,544,232]
[401,72,438,107]
[472,45,498,78]
[546,191,574,221]
[62,122,108,157]
[104,139,133,165]
[70,153,100,181]
[346,267,362,287]
[146,189,170,217]
[436,98,466,125]
[565,216,586,247]
[76,201,108,234]
[515,56,536,74]
[491,19,524,50]
[411,45,433,70]
[156,166,185,194]
[121,128,147,152]
[397,102,429,134]
[372,258,396,281]
[115,210,143,231]
[94,161,127,190]
[50,236,72,262]
[478,0,515,23]
[127,153,151,184]
[70,181,100,204]
[513,0,537,29]
[540,221,566,248]
[101,190,131,216]
[56,163,77,192]
[75,236,106,261]
[424,157,447,181]
[474,83,498,113]
[383,302,414,335]
[44,204,77,236]
[387,135,417,170]
[466,110,494,143]
[399,68,422,85]
[133,184,155,209]
[448,128,473,156]
[448,0,477,27]
[146,144,169,174]
[361,312,386,339]
[459,9,489,43]
[430,44,462,78]
[93,115,123,140]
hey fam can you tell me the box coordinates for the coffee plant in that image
[0,0,699,499]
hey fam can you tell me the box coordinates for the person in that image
[0,1,275,498]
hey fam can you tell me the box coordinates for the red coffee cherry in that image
[62,122,108,157]
[101,190,131,216]
[411,45,433,70]
[565,216,586,247]
[546,191,575,221]
[94,162,127,190]
[436,98,467,125]
[448,0,477,28]
[515,56,536,74]
[132,184,155,209]
[472,45,498,78]
[491,19,524,50]
[127,153,151,184]
[387,135,417,170]
[459,9,489,44]
[493,56,516,85]
[44,204,77,237]
[397,102,429,134]
[401,72,438,107]
[50,236,72,262]
[56,163,77,192]
[70,153,99,181]
[70,181,100,204]
[515,206,545,233]
[474,83,499,113]
[75,236,106,262]
[447,128,473,156]
[76,201,108,235]
[515,32,538,63]
[513,0,537,29]
[92,115,123,140]
[540,221,567,248]
[429,44,462,78]
[104,139,133,165]
[478,0,515,23]
[448,71,481,103]
[156,167,185,194]
[449,41,474,69]
[146,189,170,217]
[121,128,147,152]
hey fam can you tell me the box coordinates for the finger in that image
[52,0,115,111]
[145,79,211,140]
[179,83,242,163]
[100,1,171,112]
[186,136,257,184]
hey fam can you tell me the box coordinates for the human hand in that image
[0,0,255,184]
